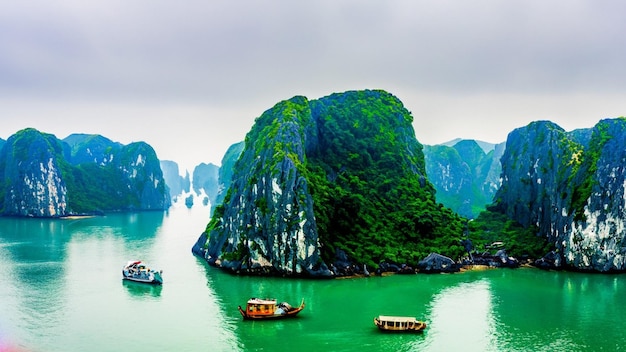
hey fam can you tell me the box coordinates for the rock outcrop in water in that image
[494,118,626,272]
[0,128,170,217]
[193,90,465,277]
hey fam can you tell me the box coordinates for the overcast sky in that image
[1,1,624,173]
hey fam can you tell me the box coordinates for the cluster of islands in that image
[2,89,626,278]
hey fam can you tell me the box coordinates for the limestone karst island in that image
[2,90,626,278]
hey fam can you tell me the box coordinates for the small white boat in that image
[122,260,163,285]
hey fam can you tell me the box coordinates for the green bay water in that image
[1,206,626,351]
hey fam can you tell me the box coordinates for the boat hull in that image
[122,273,163,285]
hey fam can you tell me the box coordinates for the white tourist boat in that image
[122,260,163,285]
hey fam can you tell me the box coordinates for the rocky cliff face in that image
[0,129,69,217]
[160,160,191,200]
[65,133,171,211]
[0,128,170,217]
[192,163,219,206]
[114,142,171,210]
[212,142,244,214]
[201,95,327,277]
[424,140,504,218]
[495,118,626,271]
[195,90,465,277]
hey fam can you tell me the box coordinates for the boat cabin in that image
[375,315,426,331]
[245,298,277,317]
[379,316,417,329]
[238,297,303,320]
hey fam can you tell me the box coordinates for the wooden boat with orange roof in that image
[238,298,305,320]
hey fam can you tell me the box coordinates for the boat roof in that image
[247,298,277,305]
[378,316,418,323]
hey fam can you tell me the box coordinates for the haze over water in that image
[1,205,624,351]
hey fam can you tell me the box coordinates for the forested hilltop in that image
[424,140,504,219]
[0,128,170,217]
[193,90,467,277]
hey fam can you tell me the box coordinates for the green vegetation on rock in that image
[0,128,170,217]
[570,120,615,221]
[307,91,466,267]
[204,90,468,272]
[468,206,553,259]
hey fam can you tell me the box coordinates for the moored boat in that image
[122,260,163,285]
[238,298,305,320]
[374,315,427,332]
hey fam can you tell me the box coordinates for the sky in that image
[1,1,624,173]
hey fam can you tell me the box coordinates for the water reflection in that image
[0,213,166,351]
[0,212,166,265]
[0,217,72,264]
[68,212,165,251]
[0,218,72,347]
[122,280,162,299]
[7,206,626,352]
[198,262,244,351]
[418,279,498,351]
[204,265,312,320]
[488,268,626,351]
[200,260,323,351]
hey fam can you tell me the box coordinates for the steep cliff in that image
[424,140,504,218]
[160,160,191,200]
[192,163,219,205]
[201,95,327,277]
[0,128,171,217]
[212,142,244,215]
[0,129,70,217]
[113,142,171,210]
[195,90,465,277]
[494,118,626,271]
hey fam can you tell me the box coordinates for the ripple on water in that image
[9,261,66,347]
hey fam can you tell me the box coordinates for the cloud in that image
[0,0,624,168]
